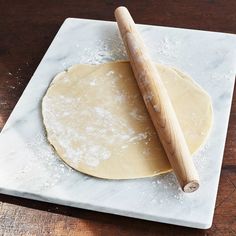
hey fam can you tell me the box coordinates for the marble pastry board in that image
[0,18,235,229]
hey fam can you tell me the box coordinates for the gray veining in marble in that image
[0,18,235,229]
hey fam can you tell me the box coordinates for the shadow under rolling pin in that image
[115,6,199,193]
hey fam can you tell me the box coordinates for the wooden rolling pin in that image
[115,6,199,192]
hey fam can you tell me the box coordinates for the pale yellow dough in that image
[42,62,213,179]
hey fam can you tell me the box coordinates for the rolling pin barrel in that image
[115,6,200,192]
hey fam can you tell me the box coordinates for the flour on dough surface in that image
[42,61,213,179]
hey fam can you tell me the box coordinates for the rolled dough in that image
[42,61,213,179]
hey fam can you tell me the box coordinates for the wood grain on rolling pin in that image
[115,6,199,192]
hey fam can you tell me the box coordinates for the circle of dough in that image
[42,62,213,179]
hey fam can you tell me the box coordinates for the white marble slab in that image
[0,18,235,229]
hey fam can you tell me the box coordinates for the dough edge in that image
[42,61,213,179]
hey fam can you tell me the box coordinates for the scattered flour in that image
[44,91,152,169]
[43,70,155,169]
[42,33,212,197]
[89,79,97,86]
[129,108,147,121]
[12,133,75,191]
[74,36,128,65]
[153,104,159,112]
[147,36,181,65]
[106,70,115,76]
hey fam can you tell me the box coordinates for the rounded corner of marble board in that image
[199,220,213,230]
[63,17,75,23]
